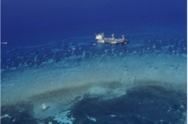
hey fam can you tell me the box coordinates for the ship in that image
[95,33,128,44]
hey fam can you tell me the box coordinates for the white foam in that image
[1,114,11,119]
[87,116,96,122]
[54,111,75,124]
[110,115,116,117]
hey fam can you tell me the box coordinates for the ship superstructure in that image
[95,33,128,44]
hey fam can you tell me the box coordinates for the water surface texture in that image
[1,0,187,124]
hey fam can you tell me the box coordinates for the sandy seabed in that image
[1,33,187,123]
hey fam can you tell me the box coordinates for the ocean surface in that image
[1,0,187,124]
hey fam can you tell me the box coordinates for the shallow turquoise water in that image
[1,0,187,123]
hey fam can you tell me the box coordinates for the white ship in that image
[95,33,128,44]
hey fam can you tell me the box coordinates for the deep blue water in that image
[1,1,187,124]
[1,0,186,50]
